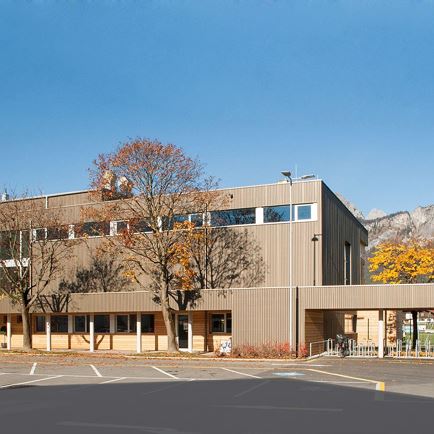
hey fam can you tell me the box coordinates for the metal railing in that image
[323,338,377,357]
[308,340,330,358]
[386,339,434,359]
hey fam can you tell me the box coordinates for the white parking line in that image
[306,368,385,392]
[0,372,183,381]
[100,377,127,384]
[0,375,62,389]
[30,363,37,375]
[90,365,102,377]
[152,366,179,380]
[220,367,261,379]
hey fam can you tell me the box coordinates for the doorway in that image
[177,314,189,350]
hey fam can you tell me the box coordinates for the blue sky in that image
[1,1,433,216]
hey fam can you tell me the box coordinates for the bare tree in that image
[0,193,75,350]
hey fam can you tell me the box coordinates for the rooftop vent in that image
[1,190,9,202]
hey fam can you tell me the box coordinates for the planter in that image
[1,343,7,349]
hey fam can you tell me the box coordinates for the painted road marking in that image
[99,377,127,384]
[152,366,179,380]
[0,375,63,389]
[90,365,103,377]
[0,372,184,381]
[30,363,37,375]
[273,372,305,377]
[307,368,385,393]
[272,363,329,367]
[220,367,261,379]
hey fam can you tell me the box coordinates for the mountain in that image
[337,194,434,251]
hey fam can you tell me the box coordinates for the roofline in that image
[6,178,323,200]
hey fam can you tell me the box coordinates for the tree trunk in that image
[21,305,32,351]
[161,293,178,352]
[411,310,418,350]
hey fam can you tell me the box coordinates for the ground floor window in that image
[35,315,45,333]
[51,315,68,333]
[94,315,110,333]
[140,314,155,333]
[74,315,88,333]
[115,314,155,333]
[210,312,231,333]
[116,314,130,332]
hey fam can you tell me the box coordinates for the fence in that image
[310,338,434,359]
[386,339,434,359]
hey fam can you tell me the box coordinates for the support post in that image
[89,314,95,353]
[188,312,193,353]
[46,314,51,352]
[6,314,11,350]
[68,315,73,334]
[136,313,142,353]
[109,314,115,334]
[378,310,384,359]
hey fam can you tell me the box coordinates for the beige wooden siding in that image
[321,184,368,286]
[304,310,325,345]
[299,284,434,310]
[232,287,290,346]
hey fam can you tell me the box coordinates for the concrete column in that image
[89,314,95,352]
[68,315,73,334]
[109,314,115,334]
[136,313,142,353]
[378,310,384,359]
[46,314,51,352]
[6,314,11,350]
[188,312,193,353]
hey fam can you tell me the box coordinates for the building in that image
[0,178,433,356]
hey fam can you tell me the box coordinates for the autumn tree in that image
[369,240,434,349]
[89,139,216,352]
[0,193,75,350]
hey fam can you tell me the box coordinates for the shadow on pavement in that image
[0,376,432,434]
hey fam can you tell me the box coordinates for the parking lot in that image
[0,355,433,433]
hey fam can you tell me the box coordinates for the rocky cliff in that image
[336,194,434,251]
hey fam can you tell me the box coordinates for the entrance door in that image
[177,315,189,350]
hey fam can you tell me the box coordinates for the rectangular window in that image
[116,315,129,333]
[141,314,155,333]
[94,315,110,333]
[344,242,351,285]
[0,231,28,260]
[51,315,68,333]
[114,221,128,235]
[210,313,233,333]
[190,213,203,227]
[20,231,30,258]
[263,205,291,223]
[47,226,69,241]
[131,219,152,234]
[74,315,88,333]
[76,222,110,238]
[210,208,255,227]
[297,204,312,220]
[226,313,232,333]
[34,228,47,241]
[35,315,46,333]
